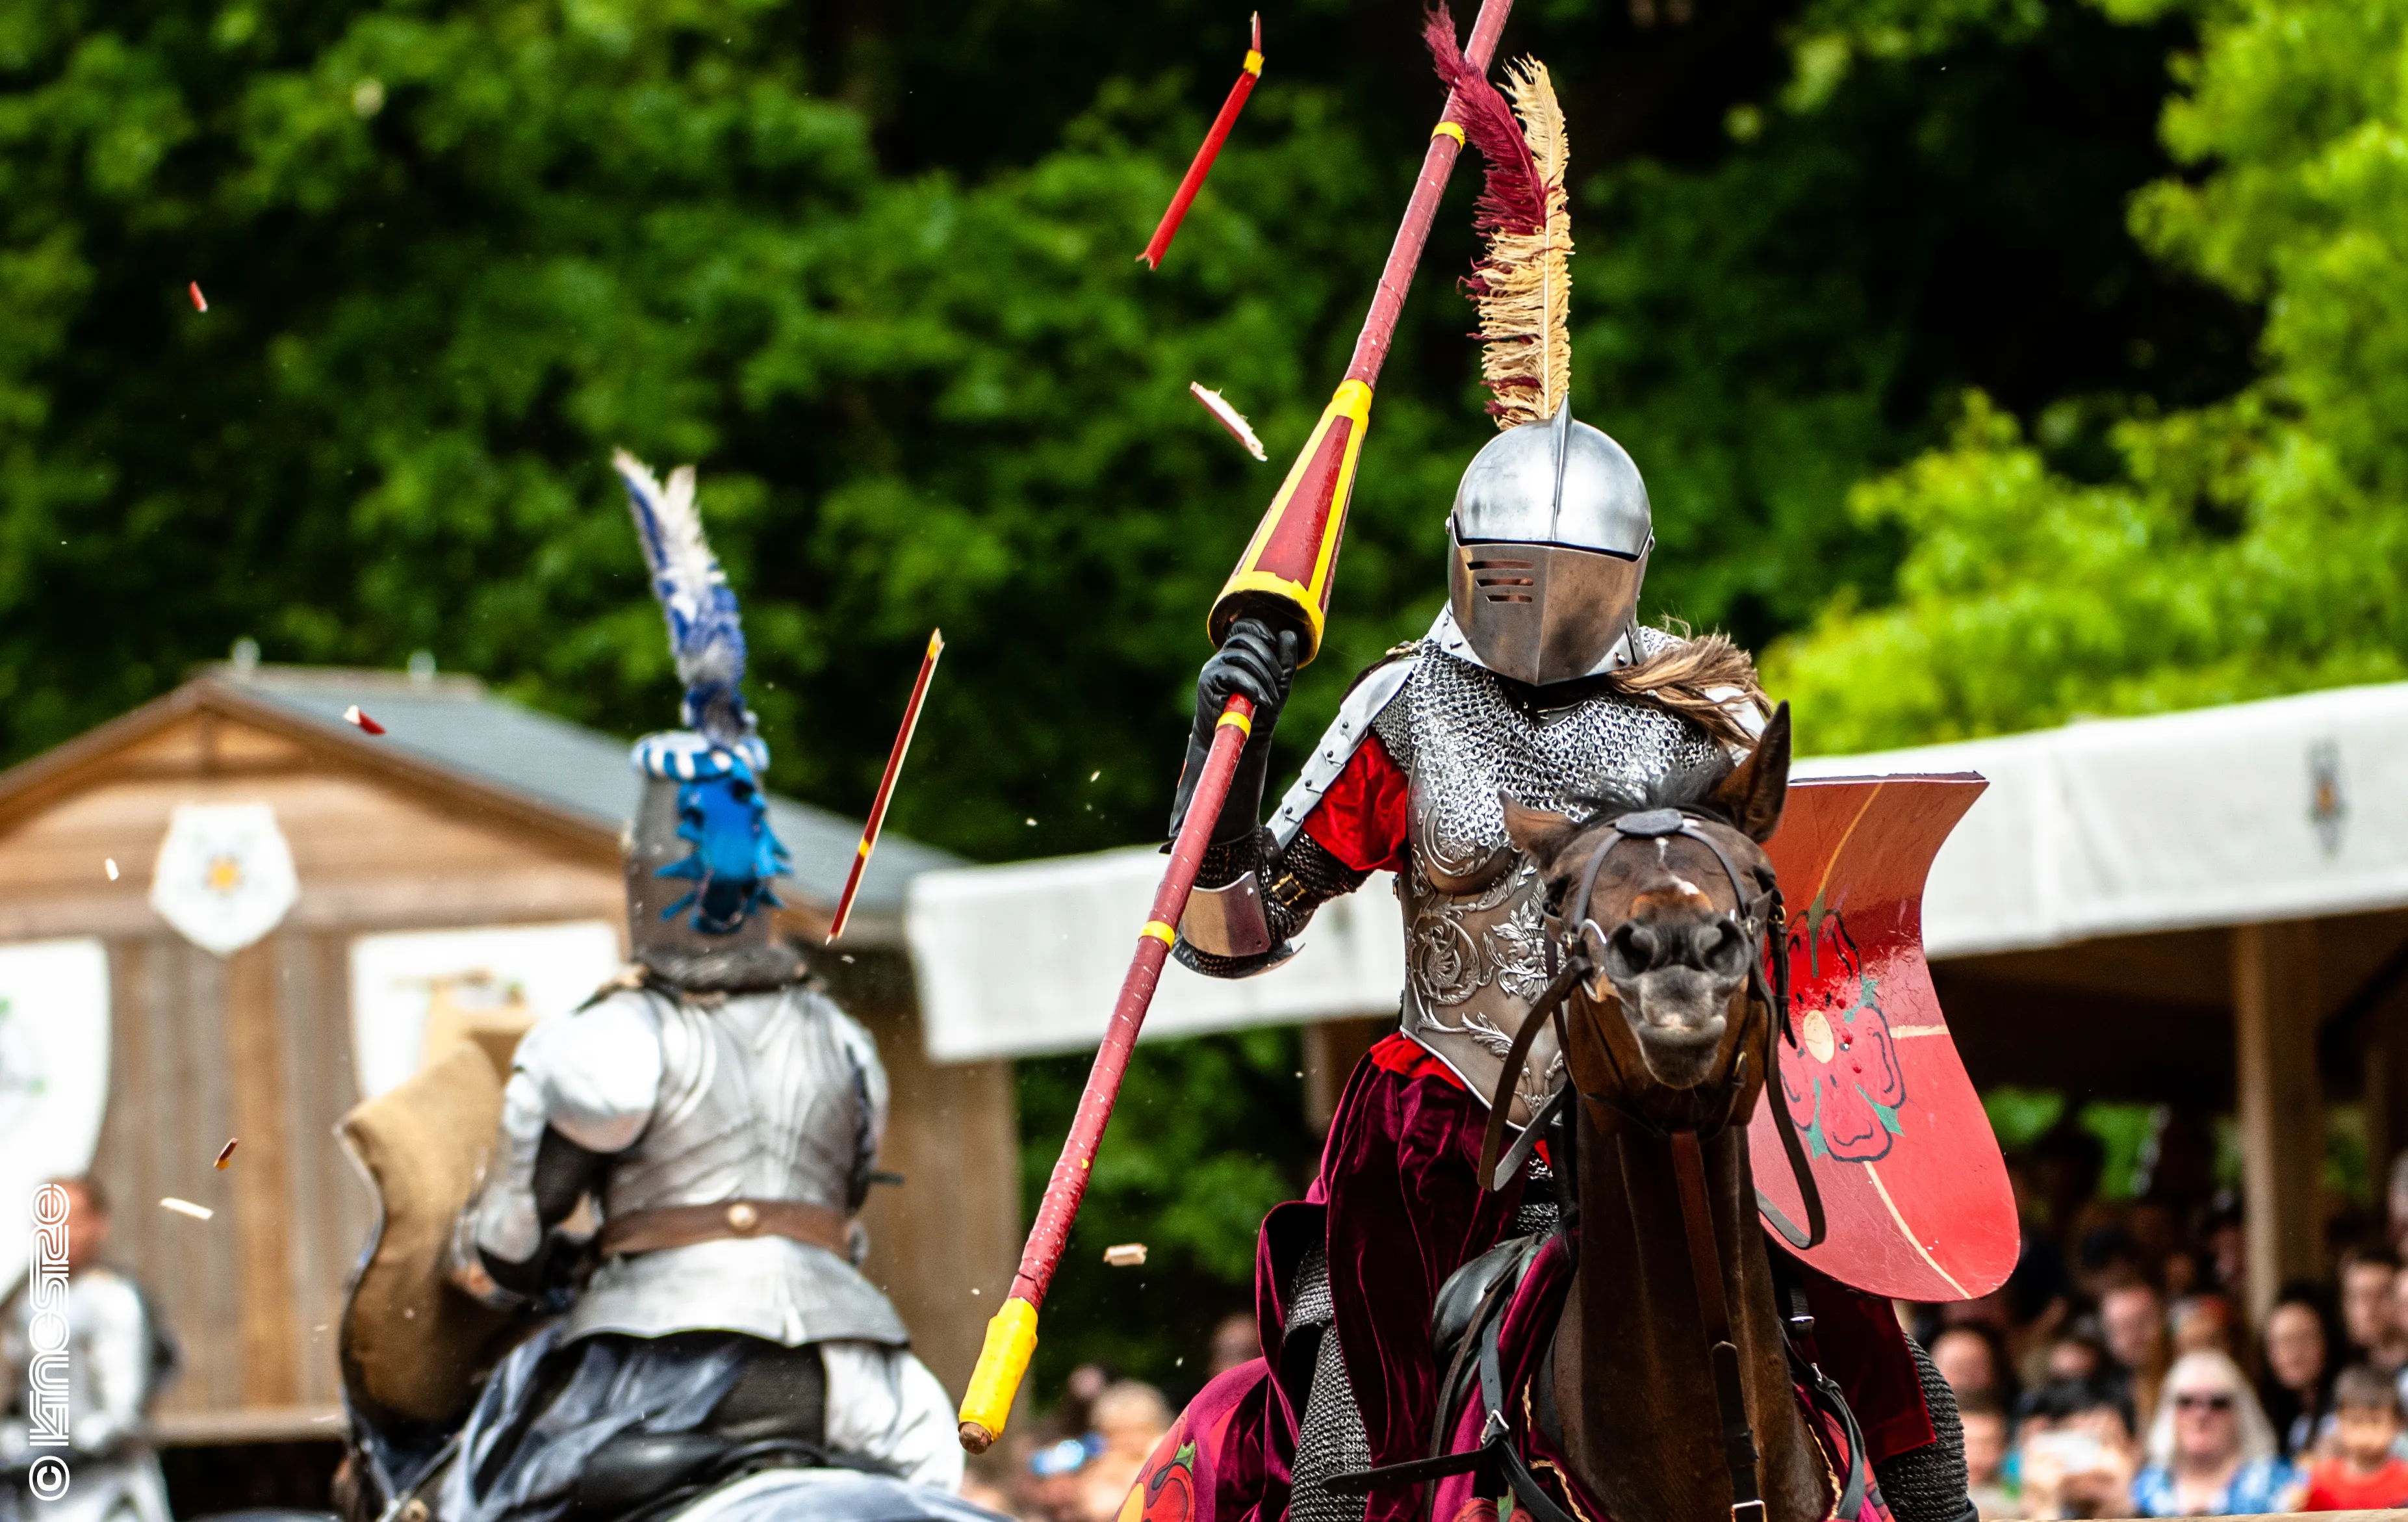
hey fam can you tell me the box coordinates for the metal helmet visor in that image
[1447,528,1650,687]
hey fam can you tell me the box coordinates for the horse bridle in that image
[1476,807,1822,1237]
[1470,805,1835,1522]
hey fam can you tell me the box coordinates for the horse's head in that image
[1504,704,1791,1120]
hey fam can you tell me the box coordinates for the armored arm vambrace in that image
[1174,826,1368,978]
[453,996,663,1308]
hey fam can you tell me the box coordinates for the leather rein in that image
[1472,805,1834,1522]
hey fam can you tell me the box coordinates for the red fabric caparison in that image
[1318,1038,1935,1522]
[1162,1040,1936,1522]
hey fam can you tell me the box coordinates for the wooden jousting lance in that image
[956,0,1521,1454]
[826,628,944,946]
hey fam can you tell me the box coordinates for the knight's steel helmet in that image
[1446,398,1653,687]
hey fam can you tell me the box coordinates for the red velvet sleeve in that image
[1298,730,1411,875]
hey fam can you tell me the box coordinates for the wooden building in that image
[0,661,1020,1446]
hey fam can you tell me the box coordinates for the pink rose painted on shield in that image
[1779,905,1905,1163]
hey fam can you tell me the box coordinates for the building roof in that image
[0,662,959,945]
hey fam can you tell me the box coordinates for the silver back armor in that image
[1369,629,1723,1125]
[465,981,908,1348]
[1447,400,1654,688]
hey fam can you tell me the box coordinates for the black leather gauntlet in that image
[1168,616,1301,845]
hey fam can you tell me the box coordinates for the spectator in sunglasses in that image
[2131,1350,2302,1516]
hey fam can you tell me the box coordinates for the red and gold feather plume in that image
[1424,9,1572,430]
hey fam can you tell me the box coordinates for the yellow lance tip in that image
[957,1296,1040,1453]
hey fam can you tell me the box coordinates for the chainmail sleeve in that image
[1174,827,1370,978]
[1873,1338,1975,1522]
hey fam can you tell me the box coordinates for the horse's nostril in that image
[1704,922,1748,975]
[1609,923,1657,977]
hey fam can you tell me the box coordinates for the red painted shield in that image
[1745,775,2017,1301]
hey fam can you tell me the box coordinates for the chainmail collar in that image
[634,941,808,995]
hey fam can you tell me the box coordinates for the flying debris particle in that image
[1090,771,1101,782]
[214,1138,238,1170]
[188,282,208,313]
[159,1197,213,1221]
[104,858,118,881]
[1025,818,1038,827]
[344,704,386,734]
[1103,1243,1148,1267]
[1189,383,1268,461]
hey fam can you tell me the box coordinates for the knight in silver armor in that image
[1170,400,1762,1522]
[441,454,959,1522]
[1157,135,1774,1522]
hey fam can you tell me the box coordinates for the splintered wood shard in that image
[1190,383,1268,460]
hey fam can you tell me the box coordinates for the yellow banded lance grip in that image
[1244,49,1264,75]
[1433,121,1465,146]
[958,1296,1039,1452]
[1216,708,1254,738]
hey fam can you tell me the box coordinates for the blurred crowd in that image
[1919,1118,2408,1517]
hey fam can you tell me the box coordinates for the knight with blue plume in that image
[426,453,966,1522]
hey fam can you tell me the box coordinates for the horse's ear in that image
[1502,793,1582,871]
[1713,701,1791,843]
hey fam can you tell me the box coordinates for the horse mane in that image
[1604,625,1766,750]
[1567,751,1737,832]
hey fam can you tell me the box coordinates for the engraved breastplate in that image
[1373,640,1724,1124]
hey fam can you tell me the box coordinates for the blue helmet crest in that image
[652,752,791,934]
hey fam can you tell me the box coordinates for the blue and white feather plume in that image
[613,448,788,934]
[613,448,757,756]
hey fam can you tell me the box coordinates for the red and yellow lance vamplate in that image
[956,0,1522,1456]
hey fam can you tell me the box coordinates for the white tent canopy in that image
[905,680,2408,1062]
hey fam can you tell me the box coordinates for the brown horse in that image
[1494,704,1839,1522]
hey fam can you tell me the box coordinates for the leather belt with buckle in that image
[596,1198,851,1259]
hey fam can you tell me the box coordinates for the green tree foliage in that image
[0,0,2243,855]
[1772,0,2408,752]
